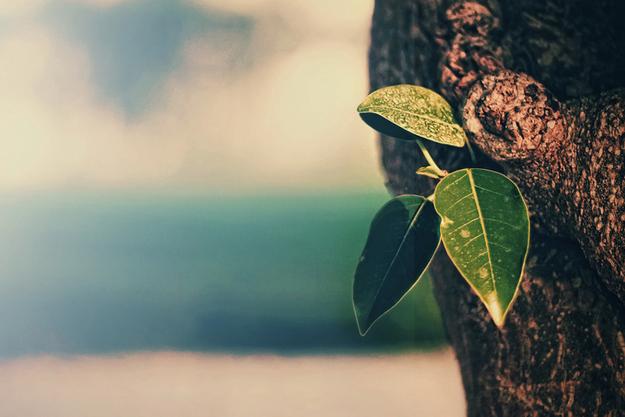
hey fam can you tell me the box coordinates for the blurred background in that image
[0,0,464,416]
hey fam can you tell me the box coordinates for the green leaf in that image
[357,84,466,147]
[433,169,530,327]
[353,195,441,335]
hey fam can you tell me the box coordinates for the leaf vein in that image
[468,170,497,300]
[460,233,484,249]
[446,217,479,235]
[442,192,473,216]
[367,199,427,319]
[362,105,457,127]
[490,241,512,252]
[437,173,469,196]
[483,217,521,229]
[474,185,508,197]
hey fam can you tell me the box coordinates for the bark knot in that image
[463,71,565,161]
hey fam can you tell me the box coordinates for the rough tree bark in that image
[368,0,625,415]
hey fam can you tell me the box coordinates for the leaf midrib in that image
[359,105,457,129]
[366,199,426,322]
[467,170,497,300]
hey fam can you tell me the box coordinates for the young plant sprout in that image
[352,85,530,334]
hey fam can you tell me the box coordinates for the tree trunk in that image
[368,0,625,415]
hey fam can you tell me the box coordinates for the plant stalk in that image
[416,140,447,177]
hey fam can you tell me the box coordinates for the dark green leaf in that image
[357,85,466,147]
[434,169,530,327]
[353,195,441,335]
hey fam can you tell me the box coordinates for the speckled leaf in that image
[353,195,441,335]
[433,169,530,327]
[357,84,466,147]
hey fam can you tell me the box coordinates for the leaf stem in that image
[416,139,447,177]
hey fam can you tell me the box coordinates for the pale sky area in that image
[0,0,382,192]
[0,3,465,414]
